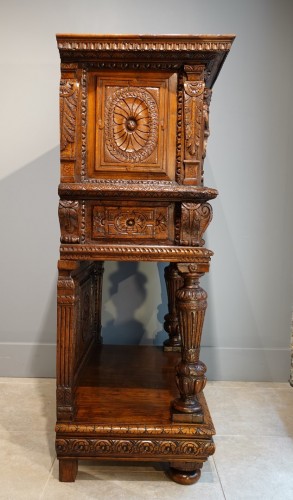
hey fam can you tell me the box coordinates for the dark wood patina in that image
[56,33,235,484]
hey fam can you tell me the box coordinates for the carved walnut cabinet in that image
[56,34,234,485]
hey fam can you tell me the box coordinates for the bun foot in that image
[169,467,201,485]
[59,459,78,482]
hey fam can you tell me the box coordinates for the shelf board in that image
[75,345,180,425]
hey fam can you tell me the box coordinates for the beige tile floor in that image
[0,378,292,500]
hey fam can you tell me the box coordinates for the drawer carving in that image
[92,205,170,240]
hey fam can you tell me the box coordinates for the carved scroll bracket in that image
[180,203,213,246]
[59,200,80,243]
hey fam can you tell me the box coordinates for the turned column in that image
[163,263,183,351]
[172,264,207,422]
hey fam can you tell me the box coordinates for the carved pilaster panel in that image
[182,65,205,186]
[201,88,212,184]
[184,82,204,159]
[59,200,80,243]
[60,79,79,157]
[175,71,184,183]
[180,203,213,246]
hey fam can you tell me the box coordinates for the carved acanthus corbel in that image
[180,203,213,246]
[58,200,80,243]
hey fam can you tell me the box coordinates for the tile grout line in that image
[39,455,57,499]
[212,456,227,500]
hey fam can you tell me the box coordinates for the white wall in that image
[0,0,292,380]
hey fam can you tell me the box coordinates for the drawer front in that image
[89,203,174,243]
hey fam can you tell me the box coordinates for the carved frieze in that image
[56,437,215,458]
[57,37,233,52]
[180,203,213,246]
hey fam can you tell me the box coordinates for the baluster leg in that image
[172,264,207,422]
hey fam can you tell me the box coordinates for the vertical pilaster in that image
[182,65,205,186]
[56,260,79,421]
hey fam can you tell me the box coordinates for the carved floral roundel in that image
[105,87,159,163]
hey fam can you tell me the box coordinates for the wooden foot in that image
[59,459,78,482]
[169,467,201,485]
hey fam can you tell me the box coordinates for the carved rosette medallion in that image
[115,211,147,233]
[105,87,158,163]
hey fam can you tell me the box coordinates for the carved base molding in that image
[56,437,215,460]
[60,244,213,263]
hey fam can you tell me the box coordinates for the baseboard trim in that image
[201,346,291,382]
[0,343,56,378]
[0,343,290,381]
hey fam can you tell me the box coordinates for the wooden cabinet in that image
[56,34,235,485]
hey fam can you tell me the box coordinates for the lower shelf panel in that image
[56,344,215,483]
